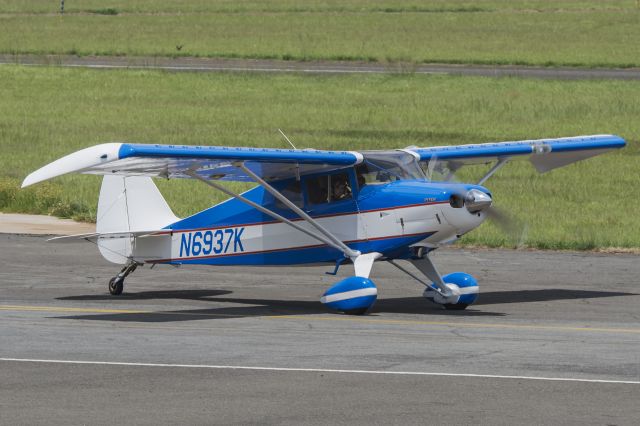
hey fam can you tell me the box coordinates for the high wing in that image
[406,134,625,177]
[22,135,625,188]
[22,143,363,187]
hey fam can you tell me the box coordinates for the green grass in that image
[1,1,639,68]
[2,1,636,14]
[0,65,638,249]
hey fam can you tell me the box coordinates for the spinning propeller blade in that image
[485,205,528,248]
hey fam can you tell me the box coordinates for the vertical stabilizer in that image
[97,176,179,264]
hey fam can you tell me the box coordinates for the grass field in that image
[0,65,638,249]
[1,1,639,68]
[2,1,636,14]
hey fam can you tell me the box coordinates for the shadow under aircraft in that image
[54,288,636,323]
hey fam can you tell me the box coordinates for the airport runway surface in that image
[1,234,638,424]
[3,54,640,80]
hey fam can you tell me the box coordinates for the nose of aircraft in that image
[436,185,493,239]
[447,186,492,213]
[464,188,492,213]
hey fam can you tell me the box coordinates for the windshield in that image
[356,151,425,186]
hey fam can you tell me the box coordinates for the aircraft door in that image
[303,171,365,243]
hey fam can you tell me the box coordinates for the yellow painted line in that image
[266,315,640,335]
[2,305,639,334]
[0,305,243,317]
[0,305,147,314]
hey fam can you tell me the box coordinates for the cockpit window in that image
[306,172,353,204]
[275,180,303,209]
[356,151,425,187]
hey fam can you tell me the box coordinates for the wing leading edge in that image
[22,135,625,188]
[406,134,625,174]
[22,143,364,187]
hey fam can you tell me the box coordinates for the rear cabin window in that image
[306,172,353,205]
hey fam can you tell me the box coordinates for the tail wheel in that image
[108,277,124,295]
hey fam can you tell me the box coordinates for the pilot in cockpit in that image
[331,175,352,201]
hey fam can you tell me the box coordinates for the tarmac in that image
[3,54,640,80]
[3,50,639,424]
[1,229,639,425]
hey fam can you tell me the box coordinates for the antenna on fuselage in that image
[278,129,297,150]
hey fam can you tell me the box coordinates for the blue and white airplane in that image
[22,134,625,314]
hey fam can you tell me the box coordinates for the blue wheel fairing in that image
[424,272,479,307]
[321,276,377,314]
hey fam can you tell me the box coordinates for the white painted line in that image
[1,358,638,385]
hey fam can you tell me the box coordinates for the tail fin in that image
[97,176,179,264]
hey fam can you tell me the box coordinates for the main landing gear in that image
[411,248,479,310]
[108,261,139,295]
[389,247,479,310]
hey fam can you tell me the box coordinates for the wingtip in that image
[19,142,123,189]
[21,175,36,188]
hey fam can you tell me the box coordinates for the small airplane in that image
[22,134,625,314]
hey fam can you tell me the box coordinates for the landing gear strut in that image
[389,247,479,310]
[108,262,139,295]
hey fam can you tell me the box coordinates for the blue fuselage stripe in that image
[161,201,448,234]
[154,232,434,266]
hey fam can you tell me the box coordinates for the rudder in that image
[97,176,179,264]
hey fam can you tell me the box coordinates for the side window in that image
[275,181,303,209]
[355,162,396,187]
[329,173,353,202]
[306,172,352,205]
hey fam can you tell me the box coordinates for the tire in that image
[343,307,370,315]
[108,277,124,296]
[443,303,468,310]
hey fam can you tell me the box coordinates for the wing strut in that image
[477,157,509,186]
[236,162,361,259]
[185,169,359,259]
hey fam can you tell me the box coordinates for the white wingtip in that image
[21,143,123,188]
[21,176,35,188]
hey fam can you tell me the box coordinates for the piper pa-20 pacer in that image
[22,134,625,314]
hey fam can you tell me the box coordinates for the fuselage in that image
[138,166,491,266]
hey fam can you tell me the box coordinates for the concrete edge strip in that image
[1,61,442,75]
[1,358,638,385]
[2,57,640,80]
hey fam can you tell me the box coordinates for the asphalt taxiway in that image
[1,234,638,425]
[3,54,640,80]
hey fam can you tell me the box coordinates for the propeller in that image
[484,204,528,248]
[423,155,528,247]
[457,187,528,248]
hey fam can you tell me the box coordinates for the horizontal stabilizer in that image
[47,230,166,243]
